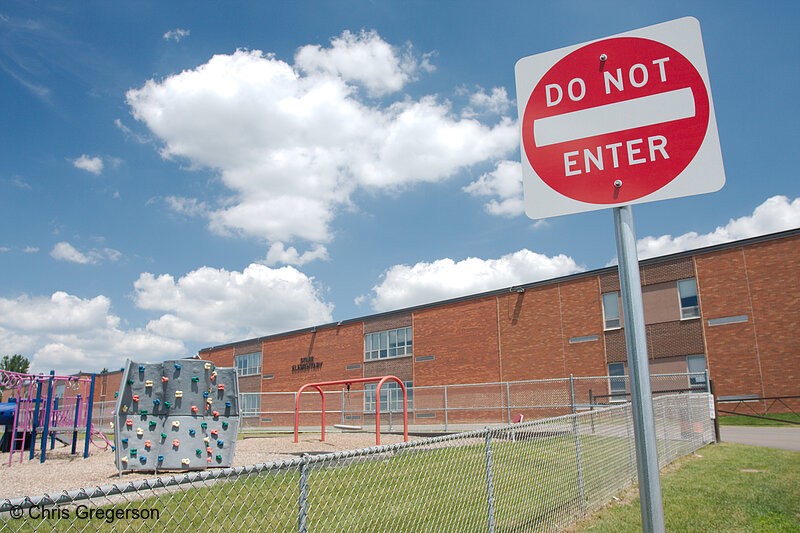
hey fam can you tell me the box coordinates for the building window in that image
[687,354,707,388]
[235,352,261,377]
[364,381,413,412]
[602,292,621,330]
[240,393,260,417]
[364,327,412,361]
[608,363,626,400]
[678,279,700,319]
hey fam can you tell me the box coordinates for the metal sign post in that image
[614,205,664,532]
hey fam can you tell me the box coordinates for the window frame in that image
[364,326,412,361]
[677,278,701,320]
[235,352,262,377]
[687,354,707,388]
[608,362,627,401]
[364,381,413,413]
[239,393,261,417]
[602,292,622,330]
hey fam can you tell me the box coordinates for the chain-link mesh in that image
[1,393,713,532]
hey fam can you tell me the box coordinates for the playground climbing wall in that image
[114,359,239,472]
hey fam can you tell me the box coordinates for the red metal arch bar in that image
[294,376,408,445]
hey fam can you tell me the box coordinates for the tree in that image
[0,354,30,375]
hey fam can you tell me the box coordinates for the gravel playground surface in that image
[0,432,421,501]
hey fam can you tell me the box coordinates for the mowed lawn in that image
[575,442,800,532]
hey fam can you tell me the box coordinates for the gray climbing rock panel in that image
[114,359,239,472]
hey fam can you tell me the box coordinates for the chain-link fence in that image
[1,393,713,532]
[241,372,708,433]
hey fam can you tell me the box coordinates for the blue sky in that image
[1,1,799,375]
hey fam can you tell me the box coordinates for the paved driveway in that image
[719,425,800,452]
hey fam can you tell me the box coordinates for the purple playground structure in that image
[0,370,112,466]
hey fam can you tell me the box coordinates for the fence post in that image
[685,393,694,450]
[625,404,636,480]
[660,399,669,464]
[444,385,448,432]
[709,380,720,444]
[570,375,586,516]
[298,453,309,533]
[506,382,512,425]
[485,428,495,533]
[341,387,345,426]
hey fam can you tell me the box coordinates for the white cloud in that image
[50,242,122,265]
[360,249,584,312]
[464,160,524,217]
[51,242,96,264]
[164,196,209,217]
[126,32,517,247]
[134,263,334,344]
[262,242,329,266]
[0,247,9,253]
[636,195,800,260]
[23,246,39,253]
[463,86,513,116]
[72,154,104,175]
[295,29,424,97]
[163,28,190,42]
[50,241,122,265]
[0,292,182,375]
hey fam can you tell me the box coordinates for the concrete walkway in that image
[719,425,800,452]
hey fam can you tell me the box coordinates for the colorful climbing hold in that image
[175,390,182,398]
[191,376,200,382]
[140,456,147,463]
[160,432,167,439]
[225,401,231,408]
[140,410,148,416]
[145,380,153,387]
[127,379,134,385]
[172,440,180,447]
[204,362,211,370]
[206,446,213,453]
[206,398,213,405]
[157,455,164,462]
[153,399,160,405]
[149,421,156,428]
[174,363,181,370]
[121,456,128,463]
[139,365,145,372]
[211,429,218,436]
[122,437,129,444]
[200,422,207,429]
[216,454,222,461]
[222,421,229,429]
[132,395,139,402]
[217,440,223,447]
[137,428,144,436]
[164,401,171,408]
[189,429,196,436]
[202,391,209,398]
[122,405,128,412]
[126,419,133,427]
[181,458,190,465]
[130,449,137,456]
[172,421,180,428]
[212,411,219,418]
[145,440,151,448]
[161,376,169,383]
[218,383,224,391]
[191,405,198,413]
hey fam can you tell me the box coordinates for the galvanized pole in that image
[485,428,495,533]
[613,205,665,533]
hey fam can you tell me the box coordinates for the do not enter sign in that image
[516,17,725,219]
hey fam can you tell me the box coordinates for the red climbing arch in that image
[293,376,408,446]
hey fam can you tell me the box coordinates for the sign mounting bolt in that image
[614,179,623,188]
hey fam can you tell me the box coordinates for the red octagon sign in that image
[522,37,708,204]
[516,18,725,218]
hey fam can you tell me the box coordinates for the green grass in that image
[575,442,800,532]
[718,412,800,427]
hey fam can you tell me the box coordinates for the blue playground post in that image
[83,374,96,459]
[40,371,55,463]
[29,378,43,461]
[71,394,81,454]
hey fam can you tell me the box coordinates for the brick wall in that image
[412,297,500,387]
